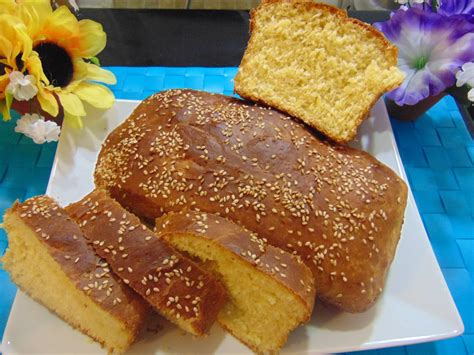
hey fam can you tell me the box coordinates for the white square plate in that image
[1,99,464,354]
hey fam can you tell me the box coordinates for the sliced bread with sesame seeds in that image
[1,196,149,354]
[155,210,316,353]
[94,90,408,313]
[234,0,405,143]
[66,189,228,336]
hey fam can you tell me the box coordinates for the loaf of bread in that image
[95,89,408,313]
[155,210,315,353]
[1,196,149,354]
[234,0,404,143]
[66,189,228,336]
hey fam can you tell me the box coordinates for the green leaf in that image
[89,56,101,66]
[2,91,13,121]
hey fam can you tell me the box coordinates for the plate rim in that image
[2,98,464,354]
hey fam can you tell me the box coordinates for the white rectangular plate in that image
[2,99,464,354]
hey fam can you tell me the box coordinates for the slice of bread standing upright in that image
[234,0,404,143]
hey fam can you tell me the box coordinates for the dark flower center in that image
[16,55,24,71]
[34,42,73,87]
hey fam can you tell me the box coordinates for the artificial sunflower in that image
[0,13,36,119]
[10,1,116,128]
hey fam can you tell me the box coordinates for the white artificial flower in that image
[456,62,474,103]
[15,113,61,144]
[468,88,474,102]
[456,62,474,88]
[394,0,428,4]
[6,71,38,101]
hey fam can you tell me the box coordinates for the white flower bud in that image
[456,62,474,88]
[15,113,61,144]
[468,88,474,102]
[6,71,38,101]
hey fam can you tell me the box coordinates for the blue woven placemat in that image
[0,66,472,354]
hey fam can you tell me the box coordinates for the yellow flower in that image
[12,3,117,127]
[0,13,35,120]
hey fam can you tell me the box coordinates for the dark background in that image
[80,9,390,67]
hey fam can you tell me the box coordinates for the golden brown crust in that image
[66,189,227,336]
[155,210,316,313]
[234,0,402,143]
[5,196,148,340]
[94,89,408,313]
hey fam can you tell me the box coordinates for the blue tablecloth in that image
[0,67,472,354]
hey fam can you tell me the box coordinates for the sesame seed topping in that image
[92,90,405,310]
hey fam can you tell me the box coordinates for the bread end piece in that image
[234,0,404,143]
[1,197,148,354]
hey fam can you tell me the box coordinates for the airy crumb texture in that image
[155,211,315,353]
[66,189,228,336]
[1,196,148,354]
[234,0,405,143]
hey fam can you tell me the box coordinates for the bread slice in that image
[66,189,228,336]
[155,210,316,353]
[1,196,149,354]
[234,0,404,143]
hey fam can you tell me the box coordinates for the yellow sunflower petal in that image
[0,35,13,61]
[44,6,78,37]
[0,15,32,69]
[17,10,40,40]
[26,53,49,85]
[39,6,79,52]
[0,73,9,100]
[73,82,115,109]
[64,112,83,129]
[84,62,117,85]
[78,19,106,58]
[25,54,58,117]
[58,92,85,117]
[37,89,59,118]
[16,0,52,37]
[0,1,15,14]
[72,59,88,82]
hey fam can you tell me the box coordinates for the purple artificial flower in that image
[438,0,474,17]
[400,0,474,17]
[374,7,474,106]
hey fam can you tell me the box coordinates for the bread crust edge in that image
[235,0,403,143]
